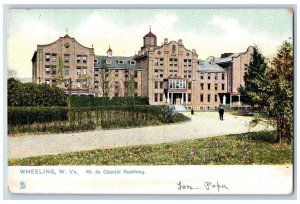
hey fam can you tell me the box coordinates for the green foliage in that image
[124,71,136,97]
[8,105,189,134]
[163,105,176,123]
[8,78,67,107]
[239,41,294,143]
[264,41,293,142]
[239,46,268,109]
[9,131,293,165]
[70,96,149,107]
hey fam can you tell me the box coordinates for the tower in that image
[143,26,157,47]
[107,46,112,57]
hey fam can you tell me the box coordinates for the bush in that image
[8,105,166,134]
[8,78,67,107]
[70,96,149,107]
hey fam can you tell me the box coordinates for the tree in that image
[99,61,116,97]
[124,70,136,97]
[264,41,293,142]
[239,46,268,110]
[54,55,65,86]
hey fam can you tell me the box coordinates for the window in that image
[52,79,56,84]
[208,73,211,80]
[45,79,50,85]
[118,60,124,64]
[131,61,135,65]
[200,94,204,102]
[215,94,218,102]
[76,80,80,88]
[51,54,57,62]
[200,83,204,90]
[215,73,218,80]
[154,81,159,89]
[222,73,225,80]
[115,70,119,77]
[184,59,192,67]
[82,80,87,88]
[160,93,163,102]
[77,55,81,63]
[200,73,204,80]
[160,81,164,89]
[64,66,70,75]
[169,58,178,66]
[94,81,99,88]
[154,70,159,78]
[114,82,119,90]
[134,71,138,78]
[222,84,225,90]
[160,70,164,78]
[188,71,192,78]
[64,54,70,63]
[134,82,138,89]
[188,93,192,102]
[82,67,87,75]
[154,58,159,66]
[45,53,50,62]
[208,94,211,102]
[207,83,211,90]
[188,82,192,89]
[45,65,51,74]
[169,70,178,77]
[51,66,57,75]
[172,45,176,55]
[77,67,81,75]
[214,83,218,91]
[82,55,87,63]
[154,93,158,102]
[95,69,99,77]
[159,58,164,66]
[64,79,69,88]
[169,79,186,89]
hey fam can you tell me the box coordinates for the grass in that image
[9,131,293,166]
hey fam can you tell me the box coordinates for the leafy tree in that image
[124,70,136,97]
[239,46,268,110]
[99,60,116,97]
[54,55,65,86]
[264,41,293,142]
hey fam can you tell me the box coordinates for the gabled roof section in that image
[144,31,156,38]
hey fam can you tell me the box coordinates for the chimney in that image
[178,39,183,45]
[164,38,168,44]
[192,49,196,53]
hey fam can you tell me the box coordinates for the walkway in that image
[8,112,271,159]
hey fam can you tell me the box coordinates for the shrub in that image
[8,78,67,107]
[70,96,149,107]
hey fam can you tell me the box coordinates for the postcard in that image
[6,7,294,195]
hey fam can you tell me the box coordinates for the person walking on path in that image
[191,107,194,115]
[218,107,224,121]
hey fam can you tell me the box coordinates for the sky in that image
[7,9,293,79]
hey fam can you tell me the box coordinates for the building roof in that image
[214,52,242,63]
[94,56,140,69]
[144,31,156,38]
[198,59,226,72]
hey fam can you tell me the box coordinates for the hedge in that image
[70,96,149,107]
[8,105,168,134]
[8,78,67,107]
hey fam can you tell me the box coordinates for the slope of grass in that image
[9,131,292,166]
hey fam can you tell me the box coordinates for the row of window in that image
[153,58,192,67]
[200,94,219,103]
[200,83,225,91]
[45,53,88,64]
[169,70,191,78]
[94,81,138,90]
[94,70,138,78]
[114,60,136,65]
[200,73,226,80]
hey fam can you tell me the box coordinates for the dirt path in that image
[8,112,271,159]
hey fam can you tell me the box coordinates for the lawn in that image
[9,131,293,166]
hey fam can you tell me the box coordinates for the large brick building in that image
[32,30,253,109]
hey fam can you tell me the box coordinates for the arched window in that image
[172,45,176,55]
